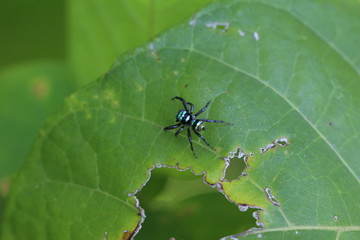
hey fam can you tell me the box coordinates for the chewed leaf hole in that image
[275,137,289,147]
[135,167,256,239]
[260,137,289,154]
[223,148,250,181]
[206,22,230,32]
[264,187,280,207]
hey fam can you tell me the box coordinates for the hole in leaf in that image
[264,187,280,207]
[275,137,289,147]
[223,148,249,181]
[260,137,289,154]
[260,142,276,154]
[135,168,256,239]
[206,22,230,32]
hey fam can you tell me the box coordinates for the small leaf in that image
[2,0,360,239]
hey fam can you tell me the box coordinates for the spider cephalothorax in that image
[164,96,232,158]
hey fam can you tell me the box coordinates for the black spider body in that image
[176,110,205,131]
[176,110,192,124]
[164,96,232,158]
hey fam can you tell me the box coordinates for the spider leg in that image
[187,127,197,158]
[164,123,181,131]
[172,96,189,111]
[175,126,185,136]
[194,100,211,117]
[197,119,233,125]
[187,102,194,114]
[193,129,216,150]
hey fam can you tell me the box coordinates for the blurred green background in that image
[0,1,66,67]
[0,0,72,226]
[0,0,71,181]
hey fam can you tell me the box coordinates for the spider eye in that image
[201,126,205,130]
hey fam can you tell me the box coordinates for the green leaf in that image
[3,0,360,239]
[68,0,215,85]
[0,61,74,179]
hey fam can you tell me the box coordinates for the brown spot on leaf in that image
[30,77,50,99]
[0,178,10,197]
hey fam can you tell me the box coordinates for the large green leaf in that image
[2,0,360,239]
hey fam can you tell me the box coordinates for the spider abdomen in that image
[191,120,206,131]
